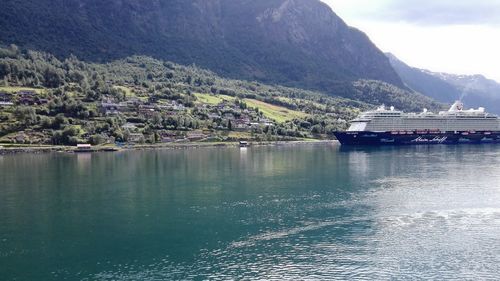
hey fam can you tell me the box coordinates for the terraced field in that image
[243,99,308,123]
[194,93,236,105]
[0,86,45,94]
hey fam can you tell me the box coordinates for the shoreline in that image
[0,140,339,155]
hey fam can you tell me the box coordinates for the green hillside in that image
[0,46,377,145]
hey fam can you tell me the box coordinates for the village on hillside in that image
[0,46,360,148]
[0,85,339,147]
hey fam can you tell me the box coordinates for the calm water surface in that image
[1,144,500,280]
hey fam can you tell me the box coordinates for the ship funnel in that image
[448,101,464,112]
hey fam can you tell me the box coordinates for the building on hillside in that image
[0,92,11,101]
[17,91,37,96]
[127,133,144,143]
[138,106,156,118]
[16,91,37,105]
[208,113,220,119]
[250,122,261,128]
[234,118,251,131]
[122,123,138,131]
[100,99,125,115]
[186,131,207,141]
[260,119,275,126]
[0,101,14,106]
[117,101,134,112]
[160,131,178,143]
[164,111,177,116]
[125,98,143,107]
[223,113,236,120]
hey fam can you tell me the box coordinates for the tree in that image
[43,67,64,88]
[90,134,106,145]
[9,44,19,56]
[152,112,163,128]
[14,107,37,126]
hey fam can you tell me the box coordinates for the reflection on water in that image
[1,144,500,280]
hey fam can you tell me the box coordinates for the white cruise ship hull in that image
[334,131,500,146]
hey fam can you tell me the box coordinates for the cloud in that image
[323,0,500,26]
[377,0,500,26]
[321,0,500,81]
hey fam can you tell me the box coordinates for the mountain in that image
[0,0,404,93]
[387,53,500,114]
[386,53,460,103]
[430,72,500,100]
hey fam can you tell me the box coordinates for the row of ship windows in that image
[362,114,401,117]
[365,116,495,119]
[368,125,498,130]
[368,120,498,123]
[366,120,499,131]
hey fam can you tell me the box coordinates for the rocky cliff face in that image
[0,0,404,92]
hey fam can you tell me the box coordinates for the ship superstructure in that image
[335,101,500,145]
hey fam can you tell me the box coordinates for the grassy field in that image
[195,93,307,123]
[244,99,308,123]
[0,86,45,94]
[227,131,253,139]
[194,93,236,105]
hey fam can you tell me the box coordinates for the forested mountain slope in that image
[0,0,404,93]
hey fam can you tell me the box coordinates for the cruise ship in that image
[334,101,500,145]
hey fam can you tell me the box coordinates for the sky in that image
[321,0,500,82]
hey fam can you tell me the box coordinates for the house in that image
[0,92,11,101]
[186,131,207,141]
[17,91,37,97]
[122,123,138,130]
[126,98,143,107]
[222,112,236,120]
[171,101,185,111]
[140,104,157,110]
[0,101,14,106]
[100,100,124,115]
[16,91,37,104]
[117,101,134,112]
[250,122,261,127]
[160,134,175,143]
[164,111,178,116]
[127,133,144,143]
[208,113,220,119]
[234,118,251,131]
[14,133,26,143]
[138,106,156,118]
[259,119,275,127]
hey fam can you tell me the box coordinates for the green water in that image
[2,144,500,280]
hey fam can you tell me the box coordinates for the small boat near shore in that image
[74,144,93,153]
[73,144,120,153]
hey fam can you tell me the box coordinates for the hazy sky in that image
[321,0,500,82]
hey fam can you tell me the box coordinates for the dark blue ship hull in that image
[334,131,500,145]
